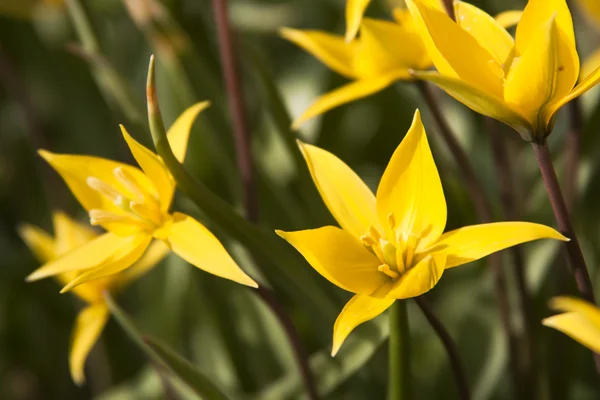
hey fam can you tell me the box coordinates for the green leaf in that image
[105,293,234,400]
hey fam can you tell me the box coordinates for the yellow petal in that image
[280,28,357,79]
[158,213,258,288]
[292,71,409,129]
[38,150,155,235]
[454,1,515,67]
[515,0,578,99]
[18,223,56,263]
[411,71,533,139]
[581,49,600,83]
[114,240,170,290]
[385,252,446,299]
[332,294,394,356]
[406,0,504,97]
[276,226,386,295]
[52,212,97,256]
[346,0,371,42]
[167,101,210,164]
[429,222,568,269]
[504,18,561,125]
[354,18,429,78]
[547,65,600,119]
[292,71,408,128]
[26,232,131,282]
[494,10,522,29]
[121,126,174,211]
[297,141,379,239]
[543,296,600,353]
[577,0,600,29]
[60,234,153,293]
[376,110,446,249]
[69,304,109,385]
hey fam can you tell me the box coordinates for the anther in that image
[378,264,399,279]
[368,226,381,241]
[130,202,161,226]
[387,213,396,231]
[113,167,147,204]
[87,177,121,203]
[89,209,129,225]
[360,235,376,247]
[404,235,417,268]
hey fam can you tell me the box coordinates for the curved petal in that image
[18,223,56,263]
[70,304,109,385]
[332,294,394,356]
[505,18,561,125]
[515,0,578,99]
[60,234,152,293]
[455,1,515,66]
[577,0,600,29]
[276,226,386,295]
[494,10,522,29]
[346,0,371,42]
[543,296,600,353]
[581,49,600,83]
[428,222,567,269]
[376,110,446,249]
[406,0,504,97]
[292,71,408,129]
[547,65,600,120]
[549,296,600,325]
[385,252,446,299]
[114,240,170,290]
[38,150,154,235]
[280,28,357,79]
[121,126,174,211]
[158,213,257,288]
[26,232,130,282]
[296,141,380,239]
[167,101,210,163]
[52,212,97,256]
[411,71,533,139]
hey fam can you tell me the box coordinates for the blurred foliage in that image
[1,0,600,399]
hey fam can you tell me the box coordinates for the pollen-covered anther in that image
[89,209,129,225]
[87,177,121,203]
[378,264,399,280]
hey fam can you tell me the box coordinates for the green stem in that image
[389,301,411,400]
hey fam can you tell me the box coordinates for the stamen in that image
[396,244,406,274]
[130,202,162,226]
[113,167,147,204]
[404,235,416,268]
[387,213,396,231]
[381,240,397,268]
[360,235,376,247]
[368,226,381,241]
[378,264,399,279]
[87,177,121,203]
[89,209,130,225]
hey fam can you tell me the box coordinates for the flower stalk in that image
[389,301,411,400]
[414,297,470,400]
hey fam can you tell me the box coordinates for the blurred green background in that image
[1,0,600,399]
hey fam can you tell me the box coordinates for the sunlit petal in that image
[543,312,600,354]
[114,240,170,290]
[411,71,533,139]
[297,141,380,238]
[346,0,371,42]
[167,101,210,163]
[581,49,600,83]
[60,234,152,292]
[406,0,504,97]
[385,252,446,299]
[292,71,408,129]
[376,110,446,249]
[26,232,131,282]
[121,126,174,211]
[18,223,56,263]
[276,226,386,295]
[69,304,109,385]
[547,65,600,120]
[494,10,522,28]
[52,212,97,255]
[280,28,357,79]
[158,213,258,288]
[429,222,567,269]
[454,1,514,66]
[332,294,394,356]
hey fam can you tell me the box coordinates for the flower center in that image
[87,167,163,232]
[360,213,418,281]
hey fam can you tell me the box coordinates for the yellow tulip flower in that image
[26,102,258,291]
[405,0,600,142]
[19,212,168,384]
[276,110,567,356]
[543,296,600,353]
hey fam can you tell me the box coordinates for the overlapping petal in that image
[346,0,371,42]
[298,141,379,239]
[548,65,600,119]
[543,297,600,353]
[429,222,567,269]
[70,304,109,385]
[376,110,446,249]
[292,71,409,129]
[494,10,523,28]
[385,252,446,299]
[280,28,357,79]
[276,226,386,294]
[167,101,210,163]
[158,213,258,288]
[332,294,394,356]
[53,212,97,255]
[115,240,170,290]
